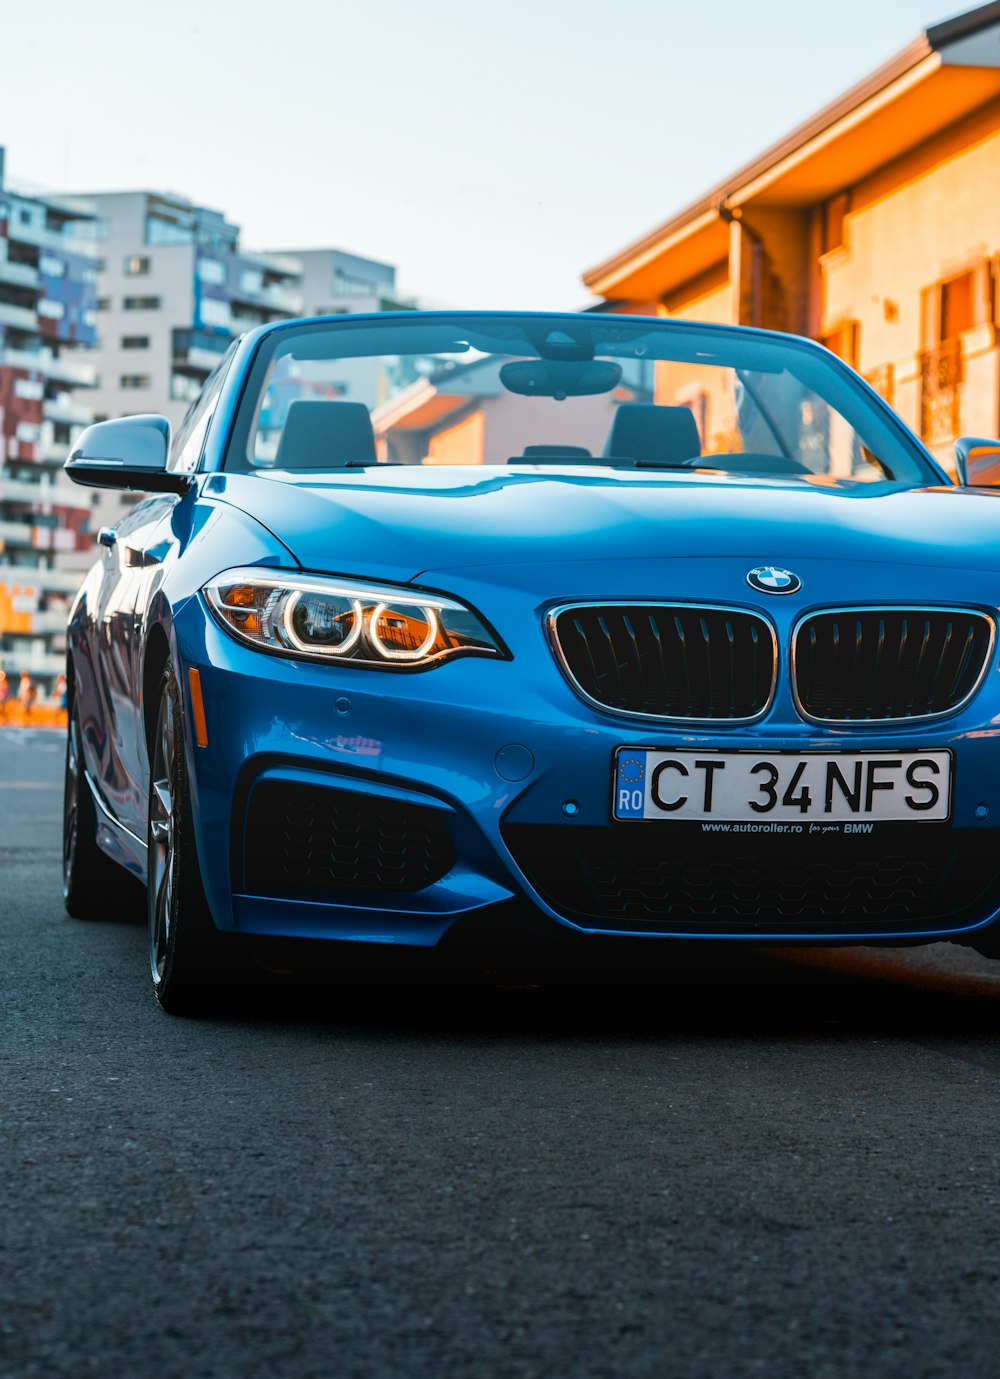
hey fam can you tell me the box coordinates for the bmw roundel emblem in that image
[746,566,801,595]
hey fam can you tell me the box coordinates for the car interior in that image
[267,396,818,476]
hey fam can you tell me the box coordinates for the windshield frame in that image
[212,311,949,489]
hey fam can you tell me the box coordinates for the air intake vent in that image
[502,822,1000,936]
[793,607,994,723]
[244,781,455,896]
[550,603,775,721]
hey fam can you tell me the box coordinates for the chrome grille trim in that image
[546,602,778,724]
[791,605,996,725]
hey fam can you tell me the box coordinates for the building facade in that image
[55,190,305,574]
[0,147,98,688]
[284,248,411,409]
[81,190,303,432]
[61,199,415,568]
[582,2,1000,474]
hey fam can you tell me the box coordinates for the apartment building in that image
[81,191,303,431]
[582,1,1000,474]
[0,148,98,687]
[53,190,304,571]
[283,248,410,408]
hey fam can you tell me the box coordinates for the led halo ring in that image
[282,590,364,656]
[368,602,440,662]
[202,567,506,669]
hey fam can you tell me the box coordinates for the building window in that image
[120,374,151,389]
[14,378,44,401]
[39,254,66,277]
[170,373,203,402]
[239,268,263,296]
[199,297,232,329]
[145,215,193,247]
[918,263,993,447]
[124,255,151,276]
[333,272,378,297]
[38,299,65,320]
[97,298,111,311]
[941,272,975,341]
[121,335,150,350]
[123,296,161,310]
[922,263,992,349]
[197,257,226,286]
[820,320,858,368]
[821,194,849,255]
[863,363,895,408]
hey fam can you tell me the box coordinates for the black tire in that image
[147,660,234,1015]
[63,702,144,920]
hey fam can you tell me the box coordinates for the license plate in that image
[613,748,952,823]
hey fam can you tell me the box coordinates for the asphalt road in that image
[4,727,1000,1379]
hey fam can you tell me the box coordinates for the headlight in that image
[203,568,507,669]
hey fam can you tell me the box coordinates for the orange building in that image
[582,1,1000,473]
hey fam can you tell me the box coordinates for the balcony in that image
[863,362,895,408]
[230,311,268,333]
[6,218,93,255]
[0,344,97,387]
[172,327,230,374]
[246,250,301,277]
[0,519,36,549]
[42,352,98,388]
[226,280,302,316]
[20,567,87,595]
[27,608,73,635]
[0,643,66,676]
[43,396,93,427]
[0,475,87,508]
[0,259,40,290]
[0,345,44,374]
[40,439,69,464]
[920,341,963,446]
[259,282,303,313]
[0,300,39,332]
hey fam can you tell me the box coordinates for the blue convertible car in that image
[62,311,1000,1012]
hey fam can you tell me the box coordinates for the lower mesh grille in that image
[244,781,455,896]
[502,822,1000,934]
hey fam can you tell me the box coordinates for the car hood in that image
[205,468,1000,583]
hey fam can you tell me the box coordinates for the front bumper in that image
[173,576,1000,950]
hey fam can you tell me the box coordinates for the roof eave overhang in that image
[585,8,1000,301]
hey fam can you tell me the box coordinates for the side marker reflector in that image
[188,667,209,748]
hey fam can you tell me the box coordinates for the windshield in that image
[224,314,935,487]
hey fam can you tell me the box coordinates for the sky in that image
[0,0,966,310]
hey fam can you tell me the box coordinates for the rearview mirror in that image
[954,436,1000,487]
[64,415,187,492]
[499,359,622,399]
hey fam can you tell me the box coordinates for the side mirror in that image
[954,436,1000,487]
[64,415,187,493]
